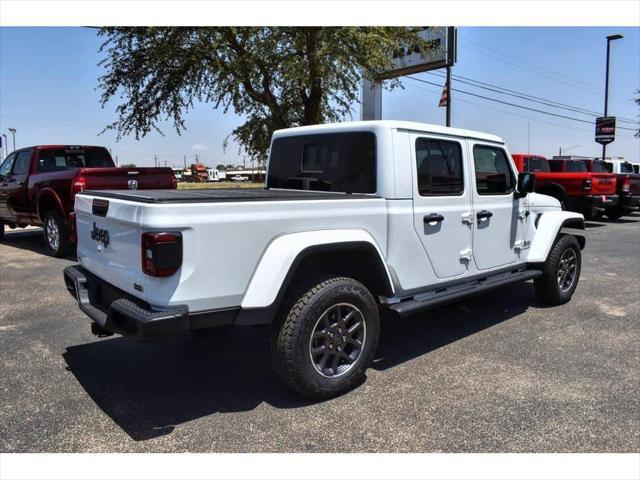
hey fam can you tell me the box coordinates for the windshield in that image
[37,148,113,172]
[268,132,376,193]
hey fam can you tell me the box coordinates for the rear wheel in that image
[43,210,70,257]
[271,276,380,399]
[0,222,4,241]
[534,235,581,305]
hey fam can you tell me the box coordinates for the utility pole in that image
[183,155,187,169]
[445,66,452,127]
[602,34,623,161]
[195,154,199,164]
[8,128,16,150]
[154,155,158,168]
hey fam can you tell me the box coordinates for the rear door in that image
[411,134,472,279]
[469,142,523,270]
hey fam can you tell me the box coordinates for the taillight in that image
[171,174,178,189]
[622,178,631,193]
[583,178,592,190]
[141,232,183,277]
[72,176,86,196]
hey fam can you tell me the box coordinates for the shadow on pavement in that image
[63,282,537,442]
[0,228,77,259]
[373,282,534,371]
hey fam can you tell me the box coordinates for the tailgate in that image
[81,167,175,190]
[75,193,147,301]
[591,174,616,195]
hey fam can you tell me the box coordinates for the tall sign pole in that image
[360,27,456,123]
[600,34,623,161]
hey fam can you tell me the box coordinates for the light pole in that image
[602,34,623,161]
[8,128,16,151]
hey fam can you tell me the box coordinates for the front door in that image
[469,142,522,270]
[411,134,473,279]
[5,149,32,221]
[0,152,17,222]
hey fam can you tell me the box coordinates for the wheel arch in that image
[527,211,585,264]
[237,230,394,325]
[36,189,66,223]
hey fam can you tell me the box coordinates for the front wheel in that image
[271,277,380,399]
[534,235,581,306]
[43,210,71,257]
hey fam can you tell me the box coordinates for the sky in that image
[0,27,638,168]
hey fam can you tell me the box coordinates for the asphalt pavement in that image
[1,215,638,452]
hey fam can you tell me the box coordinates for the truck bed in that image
[82,188,377,204]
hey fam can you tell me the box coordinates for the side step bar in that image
[387,269,542,317]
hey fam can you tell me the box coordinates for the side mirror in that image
[515,172,536,198]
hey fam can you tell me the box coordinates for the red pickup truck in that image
[512,154,617,219]
[0,145,176,256]
[581,159,640,220]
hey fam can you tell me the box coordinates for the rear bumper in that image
[63,265,238,340]
[620,194,640,209]
[571,194,618,211]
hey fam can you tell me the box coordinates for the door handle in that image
[477,210,493,221]
[424,213,445,223]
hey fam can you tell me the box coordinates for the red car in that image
[0,145,176,256]
[512,154,617,219]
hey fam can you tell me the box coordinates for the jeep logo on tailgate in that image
[90,222,110,248]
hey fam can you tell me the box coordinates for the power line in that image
[422,70,639,125]
[405,76,639,132]
[459,38,632,101]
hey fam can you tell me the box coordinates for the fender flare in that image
[36,188,66,222]
[240,229,394,311]
[527,211,585,263]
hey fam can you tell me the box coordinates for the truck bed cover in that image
[81,188,378,204]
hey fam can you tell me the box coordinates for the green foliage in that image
[119,163,136,168]
[216,164,226,170]
[98,27,435,160]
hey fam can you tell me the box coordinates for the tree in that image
[120,163,136,168]
[98,27,435,160]
[216,164,226,170]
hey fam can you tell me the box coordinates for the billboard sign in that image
[595,116,616,145]
[377,27,456,80]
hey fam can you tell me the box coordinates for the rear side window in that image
[415,138,463,196]
[523,156,549,173]
[620,162,634,174]
[473,145,515,195]
[268,132,376,194]
[13,151,32,175]
[38,148,113,172]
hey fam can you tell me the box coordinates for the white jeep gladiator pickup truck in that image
[63,120,585,399]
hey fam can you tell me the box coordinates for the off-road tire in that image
[43,210,70,257]
[534,235,581,306]
[271,276,380,400]
[604,206,625,221]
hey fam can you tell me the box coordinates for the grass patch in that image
[177,181,264,190]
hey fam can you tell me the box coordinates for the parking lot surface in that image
[1,216,638,453]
